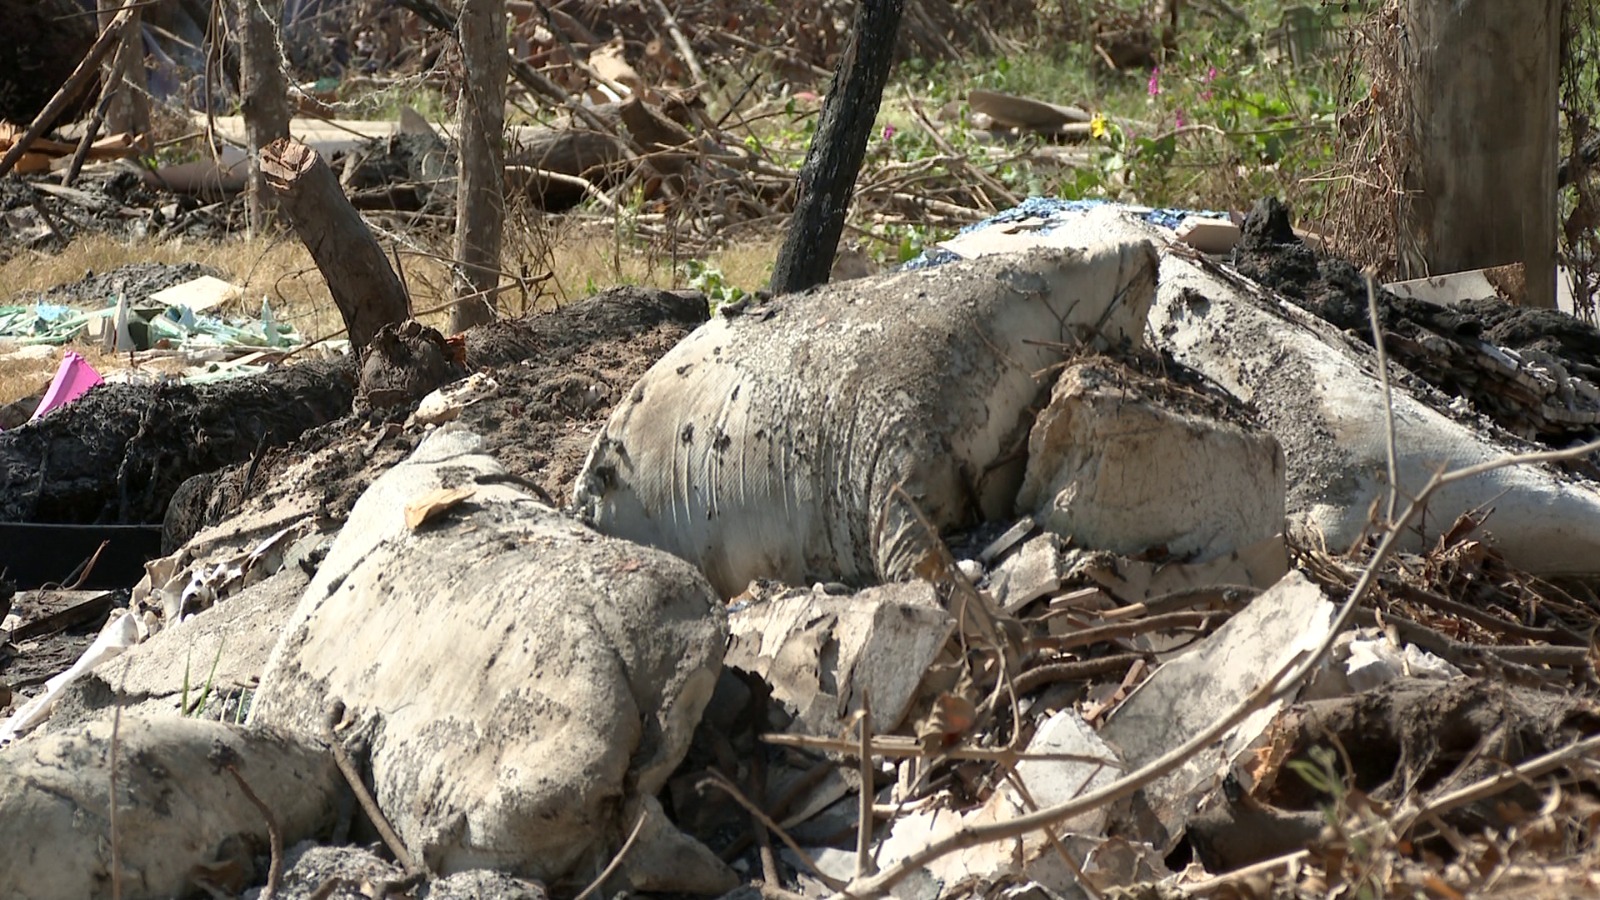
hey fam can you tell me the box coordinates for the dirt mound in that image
[0,358,357,526]
[1236,197,1600,446]
[163,286,708,550]
[23,261,222,307]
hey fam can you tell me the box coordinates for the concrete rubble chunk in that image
[250,426,732,890]
[1099,570,1336,851]
[1081,532,1290,603]
[0,716,346,900]
[963,204,1600,577]
[804,802,1166,900]
[572,242,1159,596]
[725,581,954,736]
[1018,358,1286,563]
[987,532,1067,613]
[998,709,1124,835]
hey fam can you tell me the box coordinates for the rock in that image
[999,709,1123,834]
[1098,570,1336,852]
[987,533,1067,613]
[250,427,731,888]
[725,582,954,735]
[614,794,739,895]
[1017,358,1286,562]
[0,717,345,900]
[572,242,1160,596]
[426,869,549,900]
[244,842,405,900]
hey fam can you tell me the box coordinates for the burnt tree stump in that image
[769,0,905,296]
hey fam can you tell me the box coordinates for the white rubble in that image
[0,716,344,900]
[964,205,1600,577]
[1098,570,1337,850]
[572,242,1159,596]
[249,427,733,890]
[1018,359,1286,562]
[725,582,954,735]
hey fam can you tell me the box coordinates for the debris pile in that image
[3,201,1600,900]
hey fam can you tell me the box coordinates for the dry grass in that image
[0,218,780,406]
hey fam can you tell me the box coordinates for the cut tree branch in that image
[261,137,410,353]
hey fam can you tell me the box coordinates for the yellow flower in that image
[1090,113,1108,139]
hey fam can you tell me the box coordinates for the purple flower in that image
[882,124,896,141]
[1147,67,1161,96]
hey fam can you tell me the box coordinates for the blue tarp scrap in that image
[902,198,1229,270]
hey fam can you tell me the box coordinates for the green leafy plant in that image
[681,259,749,310]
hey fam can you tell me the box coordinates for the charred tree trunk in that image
[1399,0,1560,308]
[449,0,509,332]
[98,0,149,136]
[769,0,905,297]
[236,0,291,235]
[262,138,410,353]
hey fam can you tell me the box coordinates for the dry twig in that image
[323,702,422,875]
[827,434,1600,900]
[225,764,284,900]
[572,806,649,900]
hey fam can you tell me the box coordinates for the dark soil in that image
[21,260,222,307]
[1234,197,1600,445]
[0,0,95,127]
[1,174,239,259]
[0,357,358,525]
[163,286,708,550]
[358,320,465,410]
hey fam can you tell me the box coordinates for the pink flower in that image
[1205,65,1218,83]
[1175,108,1187,129]
[1147,67,1161,96]
[882,124,896,141]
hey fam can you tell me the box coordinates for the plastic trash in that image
[29,350,104,422]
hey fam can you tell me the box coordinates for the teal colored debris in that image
[0,304,91,345]
[0,298,301,351]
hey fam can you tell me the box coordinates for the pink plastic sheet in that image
[29,350,104,423]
